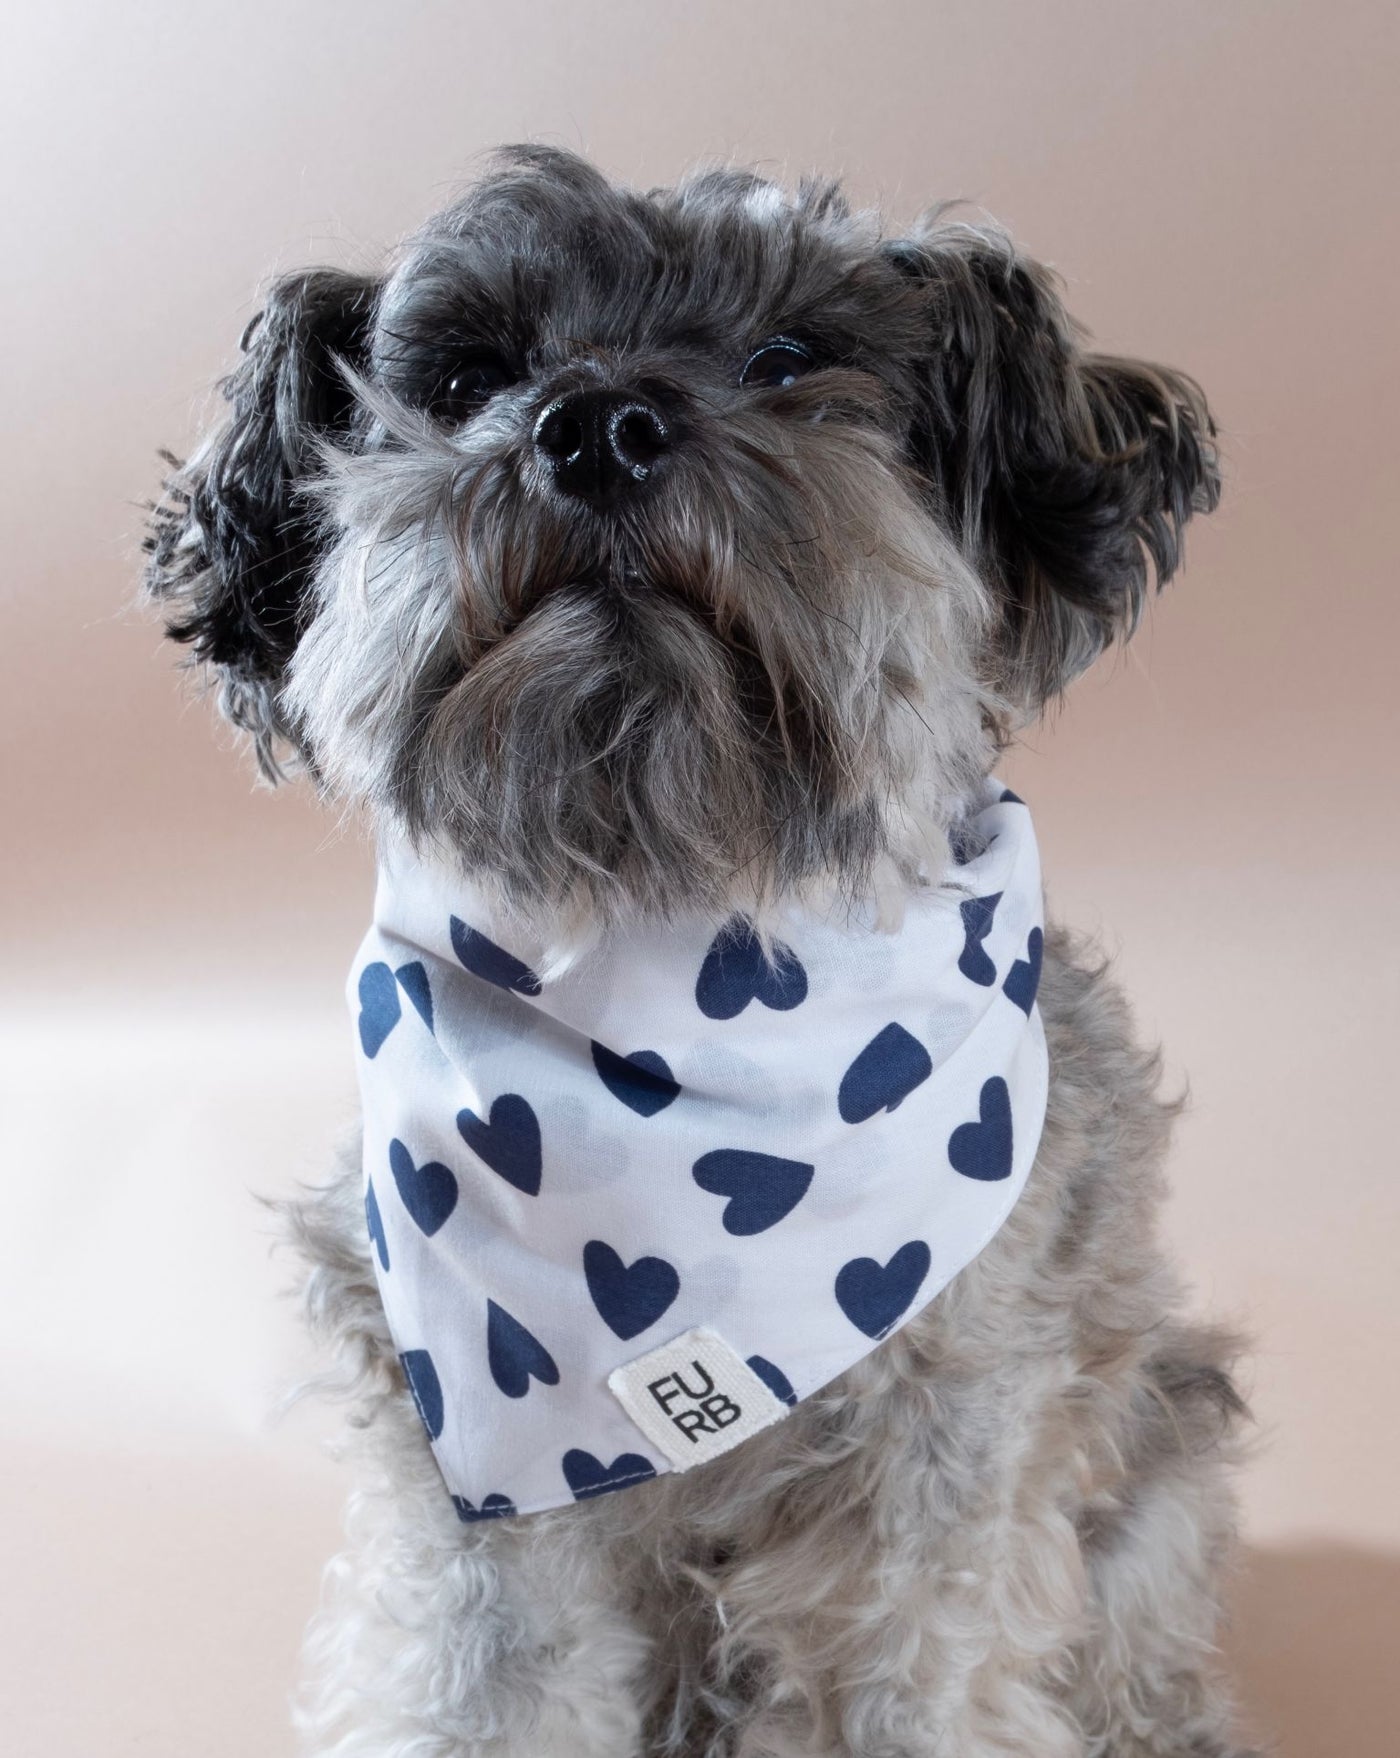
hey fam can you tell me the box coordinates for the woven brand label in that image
[607,1326,790,1469]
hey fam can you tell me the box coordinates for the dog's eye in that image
[428,354,516,423]
[739,338,815,390]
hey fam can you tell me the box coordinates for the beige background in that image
[3,1,1397,1751]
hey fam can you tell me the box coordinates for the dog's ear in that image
[145,267,379,773]
[885,221,1220,708]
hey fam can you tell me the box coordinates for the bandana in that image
[350,778,1047,1521]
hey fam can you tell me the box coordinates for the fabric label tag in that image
[607,1326,790,1470]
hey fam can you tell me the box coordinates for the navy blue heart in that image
[1000,787,1024,805]
[357,962,401,1057]
[746,1354,797,1407]
[399,1348,444,1440]
[949,822,986,866]
[948,1076,1014,1182]
[834,1241,932,1340]
[364,1179,389,1271]
[692,1149,815,1236]
[451,1492,517,1524]
[562,1448,656,1502]
[486,1299,560,1399]
[958,893,1003,987]
[583,1240,680,1340]
[388,1137,457,1237]
[450,918,541,996]
[695,920,808,1020]
[457,1095,542,1196]
[395,960,434,1031]
[838,1023,934,1124]
[590,1041,680,1117]
[1002,927,1044,1017]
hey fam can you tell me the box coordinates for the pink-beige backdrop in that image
[4,2,1397,1751]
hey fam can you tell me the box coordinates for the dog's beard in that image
[418,584,807,908]
[287,410,992,928]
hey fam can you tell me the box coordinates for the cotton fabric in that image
[351,778,1048,1520]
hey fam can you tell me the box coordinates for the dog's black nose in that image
[533,390,671,507]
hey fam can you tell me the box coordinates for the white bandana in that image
[351,779,1047,1521]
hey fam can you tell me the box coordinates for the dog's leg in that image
[286,1165,649,1757]
[295,1413,650,1757]
[1066,1329,1256,1758]
[635,1346,1248,1758]
[628,1346,1096,1757]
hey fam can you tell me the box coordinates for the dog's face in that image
[148,146,1217,927]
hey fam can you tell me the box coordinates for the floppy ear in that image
[145,267,379,773]
[886,221,1220,708]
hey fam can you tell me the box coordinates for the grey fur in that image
[286,934,1249,1756]
[147,144,1216,927]
[145,147,1248,1754]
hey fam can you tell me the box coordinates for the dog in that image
[146,145,1252,1758]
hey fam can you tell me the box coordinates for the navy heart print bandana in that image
[351,778,1048,1520]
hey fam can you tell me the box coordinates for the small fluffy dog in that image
[146,147,1251,1757]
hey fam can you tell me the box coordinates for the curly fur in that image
[286,934,1249,1757]
[144,146,1247,1755]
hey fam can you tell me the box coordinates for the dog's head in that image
[148,146,1217,926]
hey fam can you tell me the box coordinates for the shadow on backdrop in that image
[1230,1545,1400,1755]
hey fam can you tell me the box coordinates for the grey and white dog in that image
[147,147,1251,1757]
